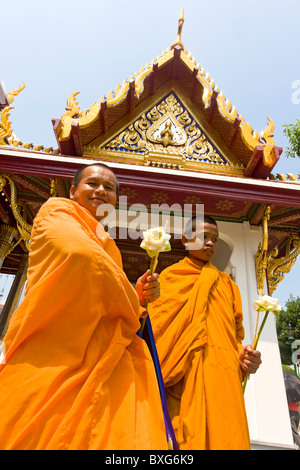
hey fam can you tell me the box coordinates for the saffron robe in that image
[148,257,251,450]
[0,198,169,450]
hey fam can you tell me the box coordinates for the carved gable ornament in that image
[84,93,244,176]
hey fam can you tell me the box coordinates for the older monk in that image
[0,163,171,450]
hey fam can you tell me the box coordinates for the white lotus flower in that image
[140,227,171,258]
[243,294,282,394]
[252,295,282,316]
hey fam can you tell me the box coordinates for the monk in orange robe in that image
[149,215,262,450]
[0,163,171,450]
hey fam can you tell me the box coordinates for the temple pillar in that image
[0,225,18,270]
[0,253,28,339]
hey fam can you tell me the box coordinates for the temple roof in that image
[51,45,282,180]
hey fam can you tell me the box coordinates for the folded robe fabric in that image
[0,198,169,450]
[148,257,251,450]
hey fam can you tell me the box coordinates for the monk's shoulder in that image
[219,270,240,295]
[34,198,76,220]
[159,260,184,280]
[40,197,73,212]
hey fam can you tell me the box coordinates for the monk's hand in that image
[135,270,160,306]
[239,345,262,377]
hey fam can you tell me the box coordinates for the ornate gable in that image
[83,92,244,176]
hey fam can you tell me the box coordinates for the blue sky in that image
[1,0,300,308]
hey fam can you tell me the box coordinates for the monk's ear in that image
[69,185,76,200]
[181,234,188,248]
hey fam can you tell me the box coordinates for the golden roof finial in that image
[171,8,184,50]
[6,81,25,105]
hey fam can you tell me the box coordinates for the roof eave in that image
[0,147,299,209]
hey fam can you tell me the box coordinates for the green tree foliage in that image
[283,119,300,158]
[276,295,300,365]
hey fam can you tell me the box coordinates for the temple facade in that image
[0,11,299,449]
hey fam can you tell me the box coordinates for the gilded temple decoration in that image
[255,205,271,295]
[255,205,300,295]
[0,106,14,145]
[0,82,25,145]
[56,41,279,170]
[0,81,59,153]
[216,200,234,212]
[267,235,300,295]
[241,117,278,168]
[50,179,58,197]
[86,93,239,173]
[0,225,19,269]
[57,91,100,142]
[6,81,25,105]
[0,174,32,247]
[269,173,300,182]
[58,91,89,130]
[171,7,185,50]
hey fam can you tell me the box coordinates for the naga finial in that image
[6,81,25,105]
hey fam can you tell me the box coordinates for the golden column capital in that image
[0,225,19,269]
[255,205,271,295]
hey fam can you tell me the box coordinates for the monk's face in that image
[70,166,118,220]
[182,222,219,265]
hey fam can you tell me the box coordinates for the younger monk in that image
[0,163,171,450]
[149,215,262,450]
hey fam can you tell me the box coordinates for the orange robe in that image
[148,257,251,450]
[0,198,168,450]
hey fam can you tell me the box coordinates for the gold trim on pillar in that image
[267,235,300,296]
[0,225,19,270]
[255,206,300,296]
[254,205,270,295]
[50,178,58,197]
[0,174,32,248]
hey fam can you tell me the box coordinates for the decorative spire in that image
[171,8,184,50]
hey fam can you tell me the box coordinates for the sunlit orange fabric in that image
[0,198,168,450]
[149,257,250,450]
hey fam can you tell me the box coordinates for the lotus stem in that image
[140,254,158,334]
[242,311,269,394]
